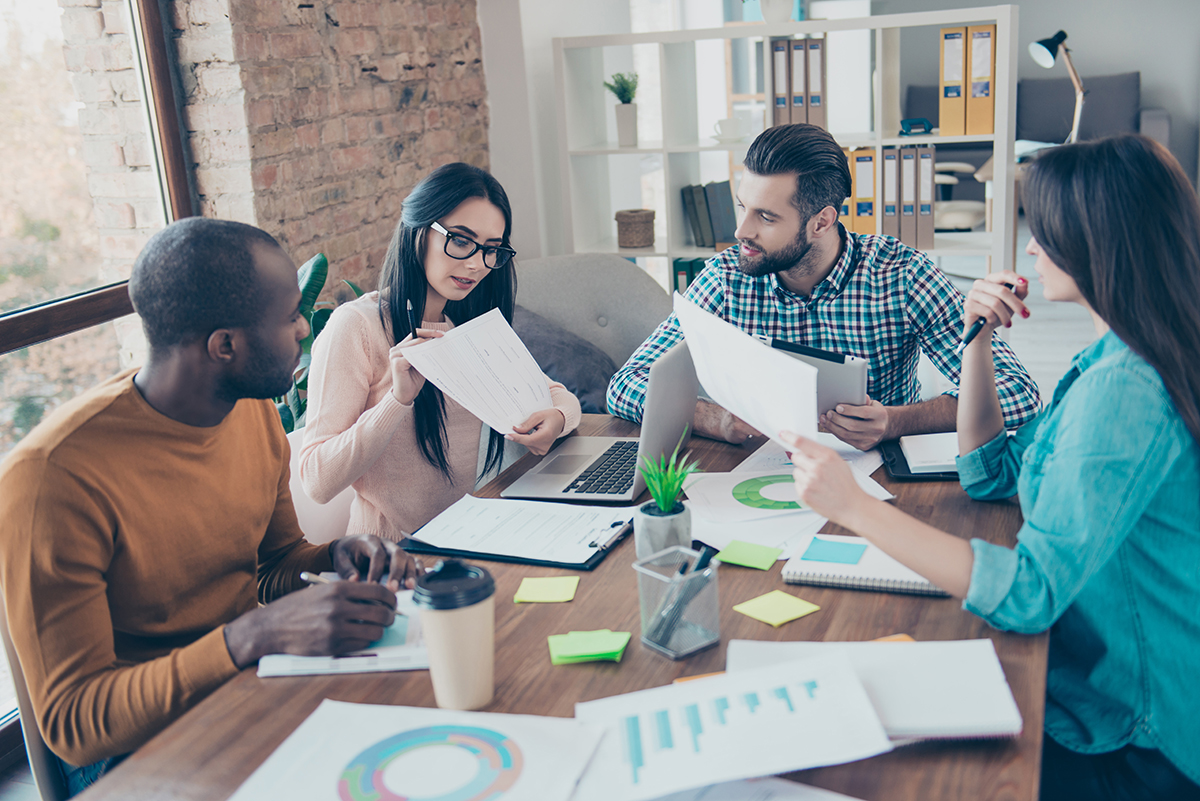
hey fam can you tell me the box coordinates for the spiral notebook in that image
[782,534,949,596]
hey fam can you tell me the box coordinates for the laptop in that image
[754,336,869,415]
[501,340,699,503]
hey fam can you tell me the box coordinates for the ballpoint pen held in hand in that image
[955,282,1015,354]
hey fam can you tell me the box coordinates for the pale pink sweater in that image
[300,292,581,541]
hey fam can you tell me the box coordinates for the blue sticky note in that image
[801,537,867,565]
[369,615,409,649]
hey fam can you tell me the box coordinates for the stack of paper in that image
[548,629,632,665]
[227,700,604,801]
[571,654,891,801]
[725,639,1023,742]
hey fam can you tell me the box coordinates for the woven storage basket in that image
[615,209,655,248]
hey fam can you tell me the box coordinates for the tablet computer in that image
[756,337,869,415]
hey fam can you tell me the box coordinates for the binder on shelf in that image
[705,180,739,250]
[966,24,996,135]
[840,148,852,221]
[806,39,827,130]
[851,149,875,235]
[899,146,918,247]
[771,38,790,127]
[882,148,900,239]
[681,185,703,247]
[691,185,715,248]
[690,257,708,285]
[916,146,936,250]
[939,28,967,137]
[790,39,807,124]
[673,258,691,293]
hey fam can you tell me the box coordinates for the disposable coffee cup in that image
[412,559,496,710]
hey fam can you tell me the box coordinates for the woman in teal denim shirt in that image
[781,135,1200,801]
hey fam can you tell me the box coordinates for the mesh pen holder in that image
[633,546,720,660]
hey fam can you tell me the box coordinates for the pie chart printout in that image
[731,475,803,511]
[339,725,523,801]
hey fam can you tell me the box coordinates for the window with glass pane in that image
[0,0,168,731]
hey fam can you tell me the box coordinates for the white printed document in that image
[571,654,891,801]
[410,495,635,565]
[402,307,552,433]
[227,700,604,801]
[688,503,827,558]
[674,294,818,447]
[258,590,428,677]
[726,639,1023,742]
[735,435,884,479]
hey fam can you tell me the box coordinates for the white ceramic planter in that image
[634,501,691,560]
[615,102,638,147]
[760,0,794,24]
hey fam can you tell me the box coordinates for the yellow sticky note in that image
[514,576,580,603]
[733,590,820,627]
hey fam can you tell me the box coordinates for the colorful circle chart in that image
[338,725,524,801]
[731,474,803,511]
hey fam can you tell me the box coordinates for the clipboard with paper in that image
[400,495,637,570]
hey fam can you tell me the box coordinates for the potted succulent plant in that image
[604,71,639,148]
[634,433,700,559]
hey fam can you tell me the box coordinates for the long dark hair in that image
[1023,134,1200,444]
[378,163,517,479]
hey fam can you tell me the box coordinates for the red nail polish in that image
[1006,321,1012,327]
[1018,277,1027,284]
[1021,309,1030,318]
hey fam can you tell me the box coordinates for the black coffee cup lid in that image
[413,559,495,610]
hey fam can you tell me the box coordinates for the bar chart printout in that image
[572,654,891,801]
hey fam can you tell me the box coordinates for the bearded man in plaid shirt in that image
[607,124,1040,449]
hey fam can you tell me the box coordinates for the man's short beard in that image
[737,222,816,279]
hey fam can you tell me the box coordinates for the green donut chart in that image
[731,475,804,511]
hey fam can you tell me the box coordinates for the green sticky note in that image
[801,537,868,565]
[715,540,783,570]
[547,629,632,665]
[368,615,409,649]
[733,590,820,627]
[514,576,580,603]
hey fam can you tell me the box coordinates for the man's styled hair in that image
[129,218,281,351]
[743,124,852,221]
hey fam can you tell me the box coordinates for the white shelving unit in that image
[552,5,1019,271]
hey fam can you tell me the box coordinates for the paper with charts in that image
[401,307,552,434]
[674,293,818,447]
[226,700,603,801]
[571,653,891,801]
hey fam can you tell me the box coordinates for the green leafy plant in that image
[638,431,701,514]
[603,72,639,104]
[273,253,366,432]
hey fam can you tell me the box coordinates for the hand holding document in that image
[673,294,818,447]
[400,307,552,434]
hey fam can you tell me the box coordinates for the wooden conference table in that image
[79,415,1046,801]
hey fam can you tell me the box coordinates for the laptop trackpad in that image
[542,454,593,474]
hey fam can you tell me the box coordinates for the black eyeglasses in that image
[429,221,515,270]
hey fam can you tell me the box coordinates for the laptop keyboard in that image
[563,441,638,495]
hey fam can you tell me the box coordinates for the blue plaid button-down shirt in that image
[607,229,1041,428]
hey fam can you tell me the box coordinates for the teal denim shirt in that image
[956,332,1200,783]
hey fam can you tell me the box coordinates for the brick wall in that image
[173,0,491,296]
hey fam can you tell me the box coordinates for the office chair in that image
[0,603,68,801]
[286,429,354,545]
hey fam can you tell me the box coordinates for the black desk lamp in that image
[1029,30,1084,144]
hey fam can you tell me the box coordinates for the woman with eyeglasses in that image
[300,163,581,540]
[781,135,1200,800]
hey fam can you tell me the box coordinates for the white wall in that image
[876,0,1200,183]
[483,0,635,258]
[478,0,543,259]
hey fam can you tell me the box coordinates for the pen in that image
[406,299,417,336]
[956,283,1015,354]
[300,571,330,585]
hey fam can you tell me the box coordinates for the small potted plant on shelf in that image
[604,71,639,147]
[634,432,700,559]
[748,0,796,24]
